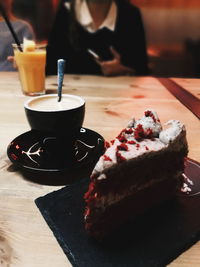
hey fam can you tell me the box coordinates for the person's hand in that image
[7,56,17,69]
[96,47,134,76]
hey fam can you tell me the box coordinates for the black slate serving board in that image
[35,158,200,267]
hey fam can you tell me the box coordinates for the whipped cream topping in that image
[159,120,185,145]
[92,110,185,176]
[134,110,162,136]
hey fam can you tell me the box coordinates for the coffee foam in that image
[26,94,84,112]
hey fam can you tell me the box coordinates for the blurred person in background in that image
[0,0,34,71]
[46,0,149,76]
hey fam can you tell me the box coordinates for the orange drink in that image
[13,44,46,96]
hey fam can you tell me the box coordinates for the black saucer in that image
[7,128,105,185]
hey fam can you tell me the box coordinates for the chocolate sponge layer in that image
[85,174,181,240]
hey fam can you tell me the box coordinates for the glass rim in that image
[12,43,47,49]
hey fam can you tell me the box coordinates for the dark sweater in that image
[46,0,149,75]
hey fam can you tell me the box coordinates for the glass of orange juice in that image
[13,42,46,96]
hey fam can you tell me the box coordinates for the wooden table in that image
[0,72,199,267]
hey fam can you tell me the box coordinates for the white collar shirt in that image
[65,0,117,33]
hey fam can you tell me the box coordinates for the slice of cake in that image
[84,110,188,240]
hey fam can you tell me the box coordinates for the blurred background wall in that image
[132,0,200,77]
[12,0,200,78]
[12,0,59,41]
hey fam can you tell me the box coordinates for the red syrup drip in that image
[144,110,160,123]
[127,140,136,145]
[115,142,128,162]
[84,182,95,201]
[104,141,110,149]
[103,155,112,161]
[134,124,145,140]
[116,128,133,143]
[118,136,127,143]
[146,128,153,136]
[117,143,129,151]
[116,128,126,139]
[136,144,140,149]
[116,151,126,162]
[134,124,153,140]
[125,128,134,134]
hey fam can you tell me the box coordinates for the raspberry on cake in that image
[84,110,188,240]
